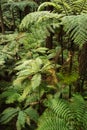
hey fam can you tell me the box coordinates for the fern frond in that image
[0,89,20,104]
[31,73,41,90]
[62,14,87,46]
[0,107,19,124]
[69,0,87,13]
[38,2,61,11]
[45,98,73,121]
[24,107,39,122]
[37,95,87,130]
[3,1,38,11]
[37,98,74,130]
[71,94,87,129]
[15,58,43,77]
[20,11,62,31]
[37,113,69,130]
[46,0,87,14]
[16,111,27,130]
[18,83,31,102]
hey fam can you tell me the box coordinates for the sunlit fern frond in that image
[20,11,62,31]
[68,0,87,14]
[40,0,87,14]
[62,14,87,46]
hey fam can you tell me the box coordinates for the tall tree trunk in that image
[68,41,74,98]
[59,26,64,65]
[78,43,87,93]
[45,2,54,49]
[0,4,5,34]
[12,9,15,30]
[24,6,30,15]
[46,32,54,49]
[19,10,22,23]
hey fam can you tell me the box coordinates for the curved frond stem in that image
[38,2,61,11]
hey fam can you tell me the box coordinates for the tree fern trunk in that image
[59,26,64,65]
[68,41,74,98]
[80,78,84,94]
[46,32,54,49]
[12,9,15,30]
[0,4,5,34]
[19,10,22,23]
[79,43,87,93]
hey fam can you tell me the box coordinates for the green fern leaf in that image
[31,73,41,90]
[37,116,69,130]
[24,107,39,122]
[0,89,20,104]
[20,11,62,31]
[70,94,87,129]
[46,99,73,121]
[62,14,87,46]
[0,107,19,124]
[18,84,31,102]
[16,120,21,130]
[3,1,38,11]
[35,47,48,53]
[15,58,42,77]
[16,111,26,130]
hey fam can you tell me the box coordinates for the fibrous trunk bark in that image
[0,4,5,34]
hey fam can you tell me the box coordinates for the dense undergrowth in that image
[0,0,87,130]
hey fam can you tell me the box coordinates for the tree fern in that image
[68,0,87,13]
[38,0,87,14]
[3,1,38,11]
[62,14,87,46]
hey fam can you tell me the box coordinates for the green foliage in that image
[20,11,62,32]
[38,2,61,11]
[0,89,20,104]
[3,0,38,11]
[1,0,87,130]
[1,0,38,31]
[16,111,26,130]
[24,107,39,122]
[37,95,87,130]
[62,14,87,46]
[0,107,19,124]
[40,0,87,14]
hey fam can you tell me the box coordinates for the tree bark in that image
[12,9,15,30]
[0,4,5,34]
[46,32,54,49]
